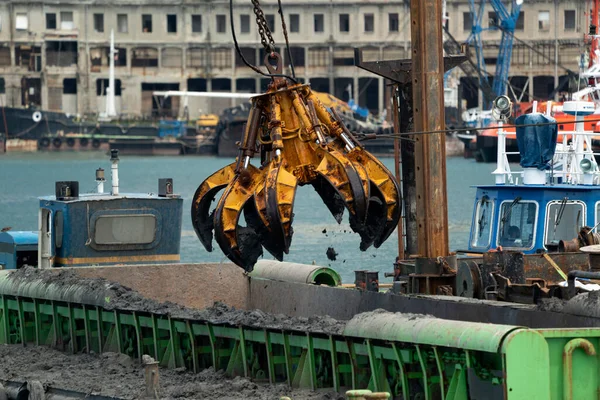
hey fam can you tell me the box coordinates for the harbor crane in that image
[466,0,523,108]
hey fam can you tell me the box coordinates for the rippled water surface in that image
[0,152,495,282]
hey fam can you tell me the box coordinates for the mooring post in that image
[410,0,450,258]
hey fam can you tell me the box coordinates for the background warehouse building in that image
[0,0,589,119]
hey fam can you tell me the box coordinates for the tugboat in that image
[465,96,600,254]
[0,149,183,269]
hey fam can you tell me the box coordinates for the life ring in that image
[32,111,42,122]
[91,138,101,148]
[38,137,50,148]
[52,137,62,148]
[79,138,89,147]
[66,138,76,147]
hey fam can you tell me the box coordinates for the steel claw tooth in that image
[191,163,237,252]
[245,159,298,260]
[313,148,369,224]
[349,182,388,251]
[346,149,402,248]
[213,165,265,272]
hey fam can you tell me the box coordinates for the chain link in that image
[251,0,275,53]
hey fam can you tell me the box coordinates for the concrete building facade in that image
[0,0,590,119]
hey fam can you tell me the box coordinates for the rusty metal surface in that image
[250,277,600,328]
[353,48,466,84]
[391,92,404,260]
[398,83,418,256]
[411,0,449,258]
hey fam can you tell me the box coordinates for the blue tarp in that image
[515,113,557,170]
[348,99,370,119]
[158,120,185,138]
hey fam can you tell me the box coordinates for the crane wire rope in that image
[228,0,297,83]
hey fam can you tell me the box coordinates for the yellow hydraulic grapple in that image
[191,54,401,271]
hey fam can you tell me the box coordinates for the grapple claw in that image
[213,165,265,272]
[246,160,298,260]
[191,62,401,271]
[313,149,369,224]
[191,163,237,251]
[346,150,402,248]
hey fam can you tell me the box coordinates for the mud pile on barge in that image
[0,345,343,399]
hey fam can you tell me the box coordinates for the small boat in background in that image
[464,99,600,255]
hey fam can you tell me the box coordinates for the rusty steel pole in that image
[410,0,449,257]
[392,91,405,261]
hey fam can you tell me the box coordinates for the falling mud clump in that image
[326,246,338,261]
[235,226,264,272]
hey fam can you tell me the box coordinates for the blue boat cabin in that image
[38,180,183,268]
[468,185,600,253]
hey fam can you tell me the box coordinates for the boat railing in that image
[495,100,600,186]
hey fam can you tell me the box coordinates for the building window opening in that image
[167,14,177,33]
[470,196,494,248]
[60,11,74,30]
[488,11,499,28]
[16,13,28,31]
[21,78,41,107]
[142,14,152,33]
[96,79,122,96]
[240,15,250,33]
[498,199,537,249]
[389,13,399,32]
[210,48,231,68]
[235,47,256,67]
[0,78,5,94]
[46,41,78,67]
[538,11,550,31]
[15,46,42,71]
[266,14,275,32]
[94,13,104,33]
[339,14,350,32]
[308,47,328,67]
[63,78,77,95]
[564,10,576,31]
[290,14,299,33]
[46,13,57,30]
[288,47,305,67]
[216,14,226,33]
[516,12,524,30]
[90,47,126,69]
[0,48,11,67]
[117,14,128,33]
[132,48,158,67]
[314,14,324,32]
[192,15,202,33]
[364,14,374,32]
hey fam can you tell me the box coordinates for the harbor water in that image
[0,152,495,282]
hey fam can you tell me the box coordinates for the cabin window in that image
[497,199,537,249]
[94,214,156,245]
[54,211,63,248]
[544,200,585,246]
[471,196,494,248]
